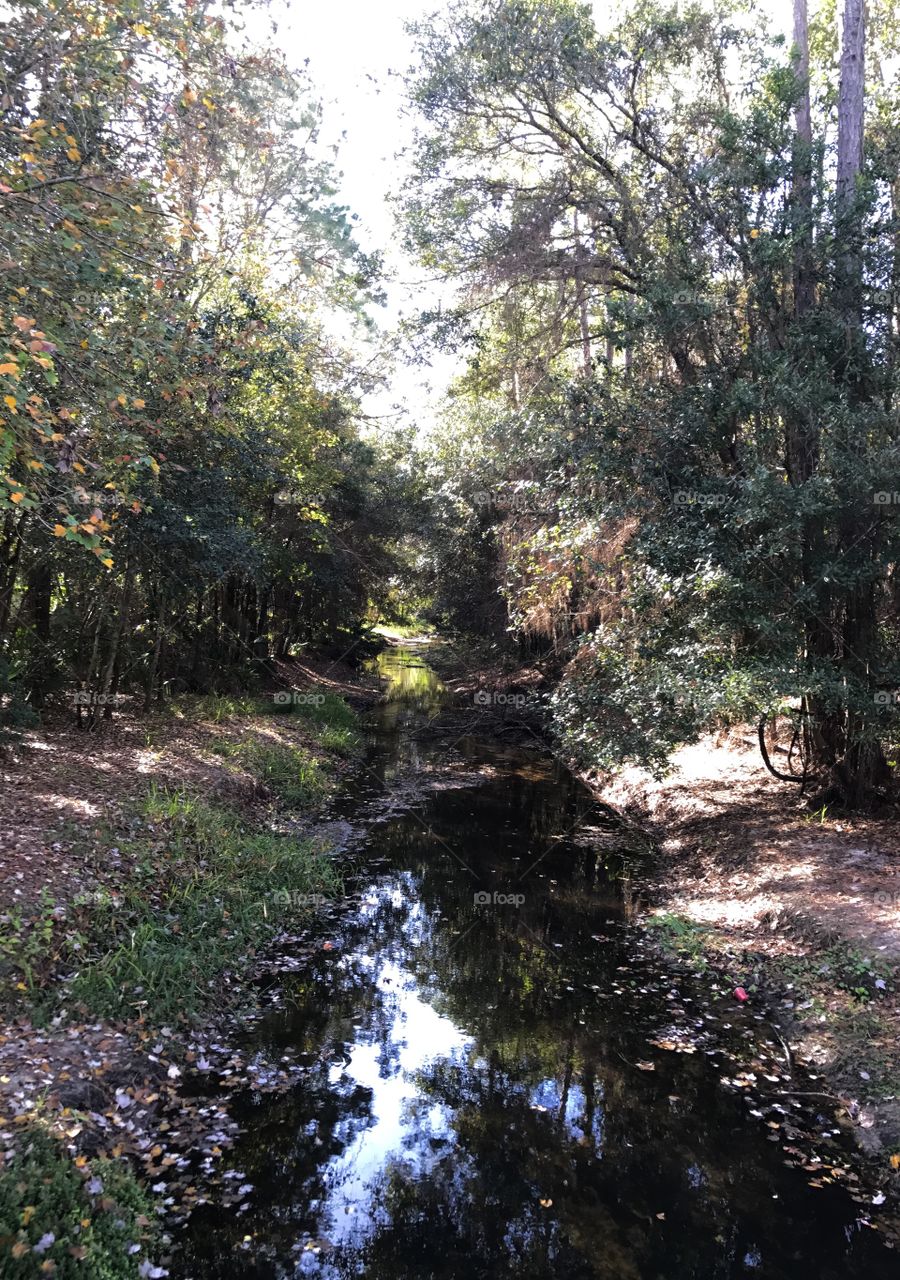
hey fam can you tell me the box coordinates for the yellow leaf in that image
[0,362,19,375]
[21,1204,35,1225]
[9,491,22,504]
[4,395,17,412]
[12,316,34,330]
[749,228,759,239]
[27,460,43,470]
[67,148,81,162]
[101,557,113,569]
[80,339,89,349]
[53,524,66,537]
[133,398,145,409]
[72,462,85,474]
[891,1153,900,1170]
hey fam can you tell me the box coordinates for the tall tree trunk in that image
[786,0,833,774]
[25,558,52,710]
[791,0,815,324]
[143,594,166,713]
[573,209,592,377]
[836,0,865,320]
[831,0,885,802]
[0,514,27,651]
[100,564,134,719]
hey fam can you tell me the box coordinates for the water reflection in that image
[178,646,896,1279]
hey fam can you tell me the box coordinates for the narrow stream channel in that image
[178,645,897,1279]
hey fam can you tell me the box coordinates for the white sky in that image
[248,0,453,433]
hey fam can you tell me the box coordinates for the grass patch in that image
[646,912,712,970]
[174,691,269,724]
[271,689,361,757]
[211,738,331,806]
[0,1126,162,1278]
[775,942,895,1003]
[0,788,341,1027]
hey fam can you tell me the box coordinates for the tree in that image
[402,0,900,802]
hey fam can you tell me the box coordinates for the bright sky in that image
[248,0,453,432]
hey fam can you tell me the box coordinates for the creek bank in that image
[588,724,900,1178]
[0,650,380,1276]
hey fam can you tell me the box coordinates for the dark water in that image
[178,645,896,1279]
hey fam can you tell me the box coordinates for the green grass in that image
[0,788,341,1026]
[0,1126,161,1278]
[211,737,331,806]
[270,688,360,757]
[372,621,432,639]
[176,691,268,723]
[646,912,712,970]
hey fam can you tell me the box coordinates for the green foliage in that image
[0,0,419,719]
[0,1127,161,1278]
[646,913,711,971]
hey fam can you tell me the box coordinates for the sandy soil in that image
[594,726,900,959]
